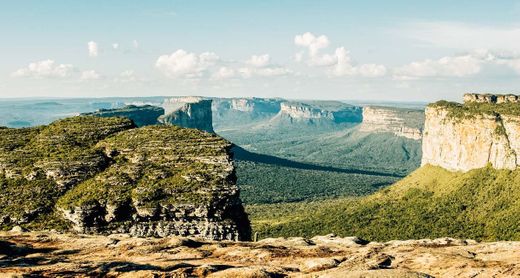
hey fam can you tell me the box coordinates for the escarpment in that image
[82,105,164,127]
[359,106,424,140]
[160,97,214,133]
[272,101,362,125]
[422,95,520,171]
[0,116,250,240]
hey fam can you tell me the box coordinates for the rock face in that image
[81,105,165,127]
[0,116,250,240]
[359,106,424,140]
[464,93,520,104]
[273,101,362,124]
[422,99,520,171]
[160,97,214,133]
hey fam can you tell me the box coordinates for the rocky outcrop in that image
[422,100,520,171]
[160,97,214,133]
[463,93,520,104]
[2,231,520,277]
[0,116,250,240]
[81,105,164,127]
[359,106,424,140]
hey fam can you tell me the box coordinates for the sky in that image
[2,0,520,101]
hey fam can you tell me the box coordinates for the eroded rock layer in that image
[160,97,214,133]
[0,116,250,240]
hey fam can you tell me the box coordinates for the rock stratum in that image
[0,116,250,240]
[422,95,520,171]
[272,101,362,125]
[359,106,424,140]
[1,231,519,277]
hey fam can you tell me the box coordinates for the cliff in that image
[81,105,164,127]
[463,93,520,104]
[272,101,362,125]
[160,97,214,133]
[359,106,424,140]
[0,116,250,240]
[422,98,520,171]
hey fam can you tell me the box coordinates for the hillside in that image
[0,116,249,240]
[248,165,520,241]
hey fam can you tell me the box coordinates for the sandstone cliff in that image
[272,101,362,125]
[422,98,520,171]
[160,97,214,133]
[359,106,424,140]
[81,105,164,127]
[0,116,250,240]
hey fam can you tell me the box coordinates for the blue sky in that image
[2,0,520,101]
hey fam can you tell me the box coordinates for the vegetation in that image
[0,117,232,231]
[237,161,396,204]
[248,165,520,242]
[430,100,520,119]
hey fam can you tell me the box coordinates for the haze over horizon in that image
[2,0,520,102]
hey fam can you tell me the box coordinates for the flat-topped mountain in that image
[81,105,165,127]
[359,106,424,140]
[0,116,250,240]
[160,97,214,133]
[423,95,520,171]
[272,101,362,125]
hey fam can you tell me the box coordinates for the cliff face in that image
[81,105,164,127]
[359,106,424,140]
[422,101,520,171]
[160,98,214,133]
[0,116,249,240]
[273,102,362,124]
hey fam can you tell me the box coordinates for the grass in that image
[248,165,520,242]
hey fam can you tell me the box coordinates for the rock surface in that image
[0,116,249,240]
[422,101,520,171]
[1,232,519,277]
[359,106,423,140]
[160,97,214,133]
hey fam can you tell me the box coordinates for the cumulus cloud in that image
[112,43,119,50]
[247,54,271,67]
[12,60,74,78]
[80,70,101,80]
[295,32,386,77]
[133,40,139,49]
[155,49,219,78]
[88,41,98,57]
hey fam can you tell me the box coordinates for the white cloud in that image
[115,70,140,83]
[80,70,101,80]
[295,32,330,57]
[392,49,516,79]
[247,54,270,67]
[12,60,74,78]
[133,40,139,49]
[295,33,386,77]
[112,43,119,50]
[155,49,219,78]
[212,67,235,80]
[88,41,98,57]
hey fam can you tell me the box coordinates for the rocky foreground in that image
[1,231,519,277]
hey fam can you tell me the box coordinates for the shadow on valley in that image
[232,146,404,178]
